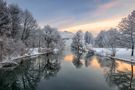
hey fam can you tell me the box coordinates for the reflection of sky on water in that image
[0,47,135,90]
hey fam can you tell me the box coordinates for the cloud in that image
[93,0,119,16]
[38,0,135,35]
[60,16,124,35]
[38,16,75,28]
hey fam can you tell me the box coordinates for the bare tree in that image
[95,30,107,48]
[9,4,22,39]
[42,25,64,49]
[0,39,3,61]
[95,29,120,56]
[0,0,11,37]
[21,10,37,46]
[84,31,94,45]
[119,10,135,56]
[0,0,11,61]
[105,28,120,56]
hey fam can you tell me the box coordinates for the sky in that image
[6,0,135,35]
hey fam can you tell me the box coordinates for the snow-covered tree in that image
[9,4,22,39]
[71,31,84,54]
[0,0,11,37]
[0,38,3,61]
[3,38,26,59]
[95,29,120,56]
[21,9,37,46]
[105,28,120,56]
[118,10,135,56]
[36,28,46,48]
[95,30,107,48]
[0,0,11,61]
[42,25,64,50]
[0,0,65,62]
[27,28,46,49]
[84,31,94,45]
[0,37,26,61]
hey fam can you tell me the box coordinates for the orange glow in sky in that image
[61,16,123,35]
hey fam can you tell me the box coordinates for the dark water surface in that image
[0,48,135,90]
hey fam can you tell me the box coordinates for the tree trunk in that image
[131,45,134,56]
[47,43,50,48]
[77,44,79,55]
[129,64,133,89]
[0,41,3,62]
[112,48,116,56]
[38,38,40,48]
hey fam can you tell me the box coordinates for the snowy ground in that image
[62,34,135,63]
[94,48,135,63]
[0,48,58,68]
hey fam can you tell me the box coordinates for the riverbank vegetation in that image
[0,0,64,64]
[71,10,135,62]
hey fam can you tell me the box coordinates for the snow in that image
[114,48,135,62]
[27,48,39,55]
[53,48,59,54]
[93,48,112,56]
[94,48,135,62]
[0,48,57,69]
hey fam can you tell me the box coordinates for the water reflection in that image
[104,58,135,90]
[70,48,135,90]
[90,57,101,69]
[84,52,94,67]
[64,54,74,62]
[72,55,83,68]
[0,53,62,90]
[1,49,135,90]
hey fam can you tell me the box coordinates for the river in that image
[0,47,135,90]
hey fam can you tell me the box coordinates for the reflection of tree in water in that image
[84,52,94,67]
[71,44,83,68]
[72,54,83,68]
[95,56,116,68]
[0,53,62,90]
[72,48,96,68]
[42,53,61,79]
[0,59,39,90]
[105,58,135,90]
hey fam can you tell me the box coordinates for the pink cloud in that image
[93,0,119,16]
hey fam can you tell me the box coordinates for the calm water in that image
[0,48,135,90]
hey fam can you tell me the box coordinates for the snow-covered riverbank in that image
[0,48,59,69]
[94,48,135,63]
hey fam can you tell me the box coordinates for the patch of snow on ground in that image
[0,48,52,68]
[94,48,135,62]
[28,48,39,55]
[53,48,59,53]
